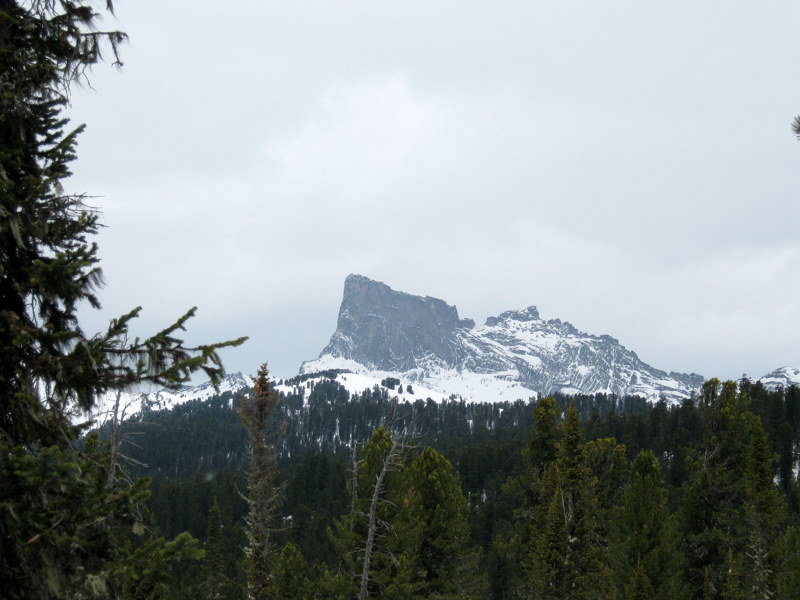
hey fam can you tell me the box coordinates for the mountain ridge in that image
[302,274,704,403]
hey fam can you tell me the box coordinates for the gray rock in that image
[322,274,465,371]
[313,275,705,402]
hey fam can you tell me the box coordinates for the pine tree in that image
[268,543,316,600]
[738,418,785,599]
[353,426,407,600]
[1,2,244,596]
[745,418,785,544]
[239,364,283,600]
[611,450,684,600]
[680,379,790,600]
[526,396,561,475]
[527,404,615,600]
[382,447,486,599]
[625,562,655,600]
[504,396,561,594]
[774,525,800,599]
[682,380,756,600]
[202,498,227,600]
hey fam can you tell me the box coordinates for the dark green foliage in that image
[269,543,317,599]
[382,447,486,599]
[610,450,684,600]
[775,525,800,599]
[92,376,800,599]
[281,450,349,565]
[583,436,628,518]
[202,498,227,599]
[114,531,203,600]
[502,396,561,594]
[527,404,615,600]
[380,377,401,390]
[0,435,203,599]
[0,1,244,596]
[0,440,143,598]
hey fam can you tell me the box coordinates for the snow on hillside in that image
[308,275,703,404]
[84,372,251,425]
[298,355,537,404]
[759,366,800,390]
[275,361,455,404]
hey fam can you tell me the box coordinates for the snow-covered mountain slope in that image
[300,275,705,404]
[759,366,800,390]
[85,372,251,424]
[274,366,454,403]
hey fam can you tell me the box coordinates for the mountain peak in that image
[759,365,800,390]
[485,306,540,326]
[303,275,704,402]
[325,275,466,372]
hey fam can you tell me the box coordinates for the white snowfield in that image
[81,362,799,426]
[759,366,800,391]
[274,365,456,404]
[83,372,251,425]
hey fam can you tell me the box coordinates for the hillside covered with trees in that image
[105,373,800,599]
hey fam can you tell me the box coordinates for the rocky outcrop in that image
[321,274,472,371]
[305,275,704,403]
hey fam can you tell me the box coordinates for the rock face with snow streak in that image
[302,275,704,403]
[759,366,800,390]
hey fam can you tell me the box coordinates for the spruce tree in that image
[774,525,800,599]
[680,379,790,600]
[682,380,755,600]
[382,447,485,599]
[611,450,684,600]
[505,396,561,594]
[269,543,316,600]
[527,404,614,600]
[0,2,244,597]
[239,364,283,600]
[737,418,786,599]
[330,429,398,599]
[202,498,227,600]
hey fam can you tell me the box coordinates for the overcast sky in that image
[71,1,800,384]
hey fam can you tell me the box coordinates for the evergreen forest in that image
[3,1,800,599]
[101,373,800,599]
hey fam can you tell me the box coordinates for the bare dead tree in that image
[239,363,285,600]
[102,389,148,488]
[358,432,403,600]
[357,404,418,600]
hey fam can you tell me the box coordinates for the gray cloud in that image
[72,1,800,382]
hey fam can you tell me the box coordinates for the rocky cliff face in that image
[302,275,704,403]
[322,274,474,372]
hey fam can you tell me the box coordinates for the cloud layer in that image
[71,1,800,382]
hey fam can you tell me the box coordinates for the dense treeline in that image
[102,374,800,598]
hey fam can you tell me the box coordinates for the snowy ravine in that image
[299,275,706,404]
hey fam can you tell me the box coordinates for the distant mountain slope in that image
[301,274,704,403]
[86,372,250,423]
[759,366,800,390]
